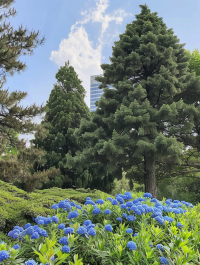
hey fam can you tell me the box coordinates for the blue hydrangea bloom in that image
[25,259,37,265]
[126,228,133,234]
[177,222,183,228]
[0,241,5,245]
[51,204,59,209]
[120,204,126,209]
[31,232,40,240]
[24,223,32,229]
[13,244,20,249]
[51,256,55,261]
[116,217,122,222]
[83,220,91,226]
[96,199,105,204]
[105,224,112,232]
[88,228,96,236]
[87,224,95,231]
[124,192,133,199]
[70,201,76,206]
[163,216,173,223]
[111,199,118,205]
[123,213,127,218]
[13,233,19,239]
[127,241,137,250]
[59,236,68,245]
[133,233,138,237]
[58,223,65,230]
[76,205,82,209]
[104,209,111,214]
[156,244,165,252]
[77,226,87,235]
[68,211,79,219]
[160,257,169,264]
[151,198,158,203]
[106,197,113,202]
[39,229,48,237]
[132,199,139,204]
[62,245,70,253]
[38,220,44,225]
[143,192,152,198]
[86,197,91,200]
[26,227,34,236]
[64,227,74,234]
[127,215,136,221]
[92,207,101,214]
[126,201,133,208]
[52,216,59,223]
[155,216,164,225]
[116,196,124,204]
[0,250,9,262]
[85,200,95,205]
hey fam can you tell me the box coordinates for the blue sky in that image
[3,0,200,148]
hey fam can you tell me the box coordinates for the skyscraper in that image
[90,74,112,112]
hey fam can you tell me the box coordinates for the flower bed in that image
[0,191,200,264]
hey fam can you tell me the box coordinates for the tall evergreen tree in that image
[31,61,91,189]
[64,4,200,198]
[0,0,60,191]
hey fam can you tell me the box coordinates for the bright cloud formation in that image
[50,0,130,107]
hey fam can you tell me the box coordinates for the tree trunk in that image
[144,154,157,198]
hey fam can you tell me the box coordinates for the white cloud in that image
[50,0,130,107]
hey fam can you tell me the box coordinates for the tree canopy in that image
[63,4,200,198]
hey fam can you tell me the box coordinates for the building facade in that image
[90,74,112,112]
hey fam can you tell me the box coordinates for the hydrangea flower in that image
[126,228,133,234]
[160,257,169,264]
[76,205,82,209]
[133,233,138,237]
[124,192,133,199]
[123,213,127,218]
[70,201,76,206]
[156,244,165,252]
[127,241,137,250]
[177,222,183,228]
[84,220,92,226]
[58,223,65,230]
[64,227,74,234]
[116,196,124,204]
[25,259,37,265]
[104,209,111,214]
[127,215,136,222]
[88,228,96,236]
[77,226,87,235]
[85,200,95,205]
[143,192,152,198]
[62,245,70,253]
[68,211,79,219]
[116,217,122,222]
[92,207,101,214]
[126,201,133,207]
[105,224,112,232]
[51,204,59,209]
[106,197,113,202]
[59,236,68,245]
[96,199,105,204]
[87,224,95,231]
[0,250,9,262]
[111,199,118,205]
[38,220,44,225]
[39,229,48,237]
[31,232,40,240]
[120,204,126,209]
[52,216,59,223]
[24,223,32,229]
[12,244,20,250]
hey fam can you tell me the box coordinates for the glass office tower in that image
[90,74,113,112]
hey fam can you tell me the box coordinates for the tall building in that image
[90,74,112,112]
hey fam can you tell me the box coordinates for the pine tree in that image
[31,61,91,189]
[0,0,59,191]
[65,4,200,198]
